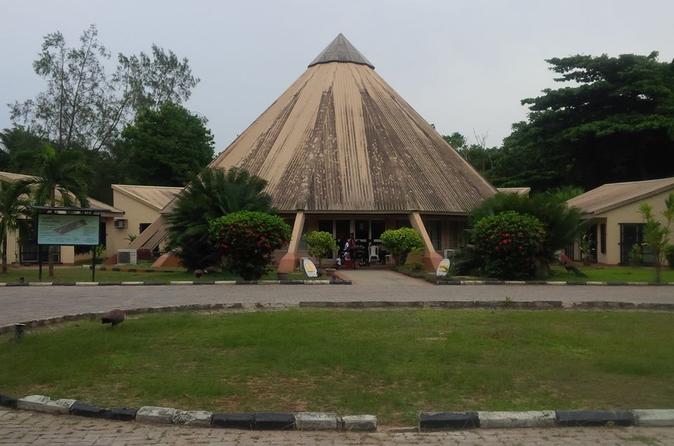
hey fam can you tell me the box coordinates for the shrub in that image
[303,231,337,268]
[639,193,674,282]
[380,228,424,265]
[167,167,272,271]
[471,192,584,273]
[628,244,643,266]
[209,211,291,281]
[471,211,545,280]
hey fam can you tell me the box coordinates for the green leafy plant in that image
[628,244,643,267]
[639,193,674,283]
[209,211,291,281]
[471,192,584,275]
[0,180,32,273]
[168,167,272,271]
[471,211,545,280]
[303,231,337,269]
[380,228,424,266]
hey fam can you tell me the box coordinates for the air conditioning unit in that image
[444,249,457,259]
[114,219,128,229]
[117,249,137,265]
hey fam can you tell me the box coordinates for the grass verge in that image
[1,309,673,424]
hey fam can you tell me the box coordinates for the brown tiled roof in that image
[0,170,123,215]
[210,35,495,214]
[112,184,183,212]
[567,177,674,215]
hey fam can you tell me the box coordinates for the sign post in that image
[34,207,103,282]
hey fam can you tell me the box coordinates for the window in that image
[600,224,606,254]
[371,220,385,241]
[355,220,368,240]
[318,220,333,235]
[139,223,151,234]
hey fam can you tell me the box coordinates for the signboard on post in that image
[37,214,100,246]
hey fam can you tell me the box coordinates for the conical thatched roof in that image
[211,34,495,214]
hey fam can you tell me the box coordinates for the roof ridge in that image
[112,183,183,190]
[599,177,674,187]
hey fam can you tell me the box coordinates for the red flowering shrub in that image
[471,211,545,279]
[209,211,291,280]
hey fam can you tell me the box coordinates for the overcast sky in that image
[2,0,673,152]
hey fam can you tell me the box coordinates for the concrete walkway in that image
[1,409,673,445]
[1,276,674,326]
[337,269,433,287]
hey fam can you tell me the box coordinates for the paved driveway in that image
[1,272,674,326]
[1,409,673,445]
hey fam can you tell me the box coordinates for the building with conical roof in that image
[209,33,495,271]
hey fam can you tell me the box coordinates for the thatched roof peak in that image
[308,33,374,69]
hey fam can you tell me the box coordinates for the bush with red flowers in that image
[209,211,291,280]
[471,211,545,280]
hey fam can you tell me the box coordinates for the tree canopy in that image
[114,103,214,186]
[491,52,674,190]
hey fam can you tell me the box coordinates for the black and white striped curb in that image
[437,279,674,286]
[417,410,674,430]
[2,395,673,430]
[0,394,376,431]
[0,279,351,286]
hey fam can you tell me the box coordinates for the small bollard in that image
[14,323,27,342]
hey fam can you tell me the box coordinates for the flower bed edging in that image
[437,279,674,286]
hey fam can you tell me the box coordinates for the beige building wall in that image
[595,189,674,265]
[5,227,77,265]
[108,190,163,255]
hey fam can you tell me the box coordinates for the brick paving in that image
[1,409,673,445]
[2,270,674,326]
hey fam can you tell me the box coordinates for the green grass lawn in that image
[0,267,305,283]
[2,309,673,424]
[549,265,674,283]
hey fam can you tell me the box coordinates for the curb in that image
[417,410,673,430]
[3,300,673,336]
[437,279,674,286]
[1,394,376,431]
[3,395,672,431]
[0,279,350,287]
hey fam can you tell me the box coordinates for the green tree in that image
[209,211,291,281]
[493,52,674,190]
[380,228,424,266]
[443,132,501,178]
[0,127,46,173]
[167,167,272,271]
[0,180,32,273]
[303,231,337,268]
[639,193,674,283]
[9,25,199,153]
[114,103,214,186]
[32,144,90,278]
[471,192,584,274]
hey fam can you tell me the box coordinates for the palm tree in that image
[0,180,32,273]
[167,167,272,270]
[32,144,89,278]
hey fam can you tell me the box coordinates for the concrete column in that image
[278,211,305,273]
[409,212,443,270]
